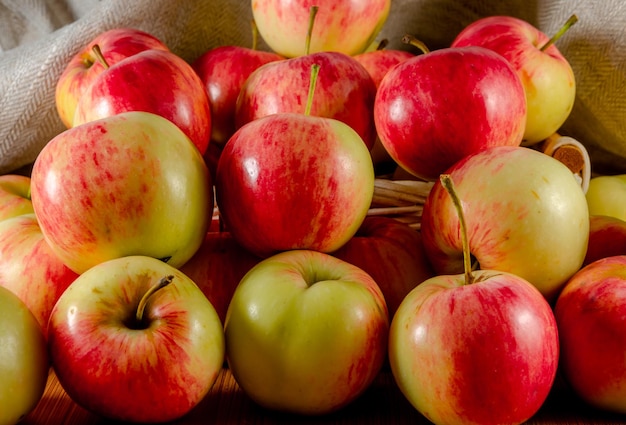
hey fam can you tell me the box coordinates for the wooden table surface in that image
[22,367,626,425]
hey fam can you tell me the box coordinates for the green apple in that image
[224,249,389,415]
[0,286,49,425]
[30,111,213,274]
[586,175,626,222]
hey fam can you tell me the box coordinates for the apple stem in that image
[251,19,259,51]
[401,34,430,55]
[376,39,389,50]
[135,275,174,324]
[305,63,320,116]
[91,44,110,69]
[440,174,474,286]
[305,5,320,55]
[539,14,578,52]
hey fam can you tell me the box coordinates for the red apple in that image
[374,46,527,181]
[584,215,626,266]
[30,111,213,274]
[73,49,211,155]
[421,146,589,302]
[555,255,626,414]
[179,231,261,324]
[353,45,413,89]
[0,214,78,338]
[235,51,378,151]
[0,174,34,222]
[48,255,225,423]
[331,216,434,317]
[390,269,559,425]
[192,45,283,147]
[55,27,169,128]
[451,15,577,145]
[251,0,390,57]
[216,112,375,258]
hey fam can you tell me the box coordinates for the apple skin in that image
[224,249,389,415]
[0,174,34,222]
[585,174,626,222]
[251,0,390,58]
[47,255,225,423]
[179,231,261,325]
[451,15,576,145]
[353,48,414,89]
[554,255,626,414]
[192,45,283,147]
[73,48,211,155]
[584,215,626,266]
[421,146,589,302]
[389,270,559,425]
[0,214,78,338]
[55,27,169,128]
[216,113,375,258]
[30,111,213,274]
[0,286,49,425]
[331,216,434,317]
[235,51,377,151]
[374,46,527,181]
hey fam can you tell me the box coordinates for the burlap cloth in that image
[1,0,624,175]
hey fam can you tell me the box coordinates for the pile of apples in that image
[2,1,626,425]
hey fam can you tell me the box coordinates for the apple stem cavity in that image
[539,14,578,52]
[305,5,320,55]
[401,34,430,55]
[134,275,174,327]
[305,63,321,116]
[91,44,110,69]
[440,174,474,285]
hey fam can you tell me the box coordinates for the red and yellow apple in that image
[55,27,169,128]
[0,174,34,222]
[30,111,212,274]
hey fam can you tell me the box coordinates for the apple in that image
[235,50,377,151]
[251,0,390,57]
[374,45,527,181]
[0,174,34,222]
[389,174,559,425]
[451,15,577,145]
[585,174,626,221]
[216,111,375,258]
[192,45,283,147]
[353,43,414,89]
[584,215,626,266]
[0,214,78,338]
[30,111,213,274]
[0,285,49,425]
[179,231,261,324]
[224,249,389,414]
[554,255,626,414]
[55,27,169,128]
[331,216,434,317]
[421,145,589,302]
[73,48,211,155]
[47,255,225,423]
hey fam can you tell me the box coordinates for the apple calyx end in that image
[539,14,578,52]
[133,274,174,328]
[401,34,430,55]
[439,174,475,286]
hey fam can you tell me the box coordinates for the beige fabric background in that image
[0,0,624,175]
